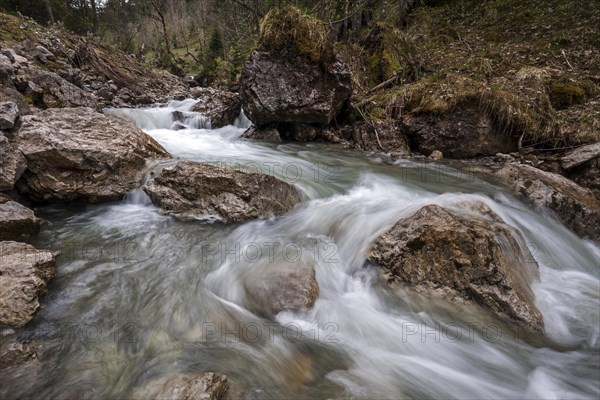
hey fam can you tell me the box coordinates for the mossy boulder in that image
[241,7,352,131]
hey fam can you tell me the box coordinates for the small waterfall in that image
[234,108,252,129]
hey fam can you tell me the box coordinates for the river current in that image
[2,100,599,399]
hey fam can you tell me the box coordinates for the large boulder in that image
[402,106,517,158]
[130,372,229,400]
[241,8,352,130]
[16,108,169,203]
[242,50,351,127]
[0,132,27,191]
[0,241,56,327]
[493,163,600,241]
[0,201,41,240]
[190,87,242,128]
[368,204,544,333]
[143,161,301,223]
[243,258,319,318]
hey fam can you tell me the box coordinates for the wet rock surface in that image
[130,372,229,400]
[143,161,301,223]
[16,107,169,203]
[368,203,544,333]
[190,87,242,128]
[0,241,56,327]
[0,200,40,240]
[493,162,600,241]
[0,341,38,369]
[243,258,320,318]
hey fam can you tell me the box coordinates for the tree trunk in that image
[42,0,54,24]
[90,0,98,32]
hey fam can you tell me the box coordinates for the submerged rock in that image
[130,372,229,400]
[403,106,517,158]
[243,258,319,318]
[493,162,600,241]
[16,107,169,203]
[0,241,56,327]
[0,201,41,240]
[0,341,38,369]
[190,87,242,128]
[143,161,301,223]
[368,203,544,333]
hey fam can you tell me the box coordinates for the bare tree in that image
[42,0,54,23]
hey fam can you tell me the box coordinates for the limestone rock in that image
[0,201,41,240]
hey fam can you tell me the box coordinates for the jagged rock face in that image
[0,132,27,191]
[0,241,56,328]
[16,107,169,203]
[129,372,229,400]
[190,87,242,128]
[243,258,319,318]
[368,204,544,333]
[143,161,301,223]
[241,50,352,127]
[403,106,517,158]
[494,162,600,241]
[0,201,40,240]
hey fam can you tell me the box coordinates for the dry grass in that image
[353,0,600,149]
[258,6,327,63]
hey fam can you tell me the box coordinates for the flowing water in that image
[2,100,599,399]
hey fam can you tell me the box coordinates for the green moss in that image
[549,82,587,109]
[258,7,327,63]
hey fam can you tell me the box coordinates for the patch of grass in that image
[258,6,327,63]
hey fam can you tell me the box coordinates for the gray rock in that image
[368,203,544,333]
[403,106,517,158]
[0,201,41,240]
[241,126,282,143]
[241,50,352,127]
[28,70,98,109]
[0,132,27,192]
[130,372,229,400]
[143,161,301,223]
[191,88,242,128]
[494,163,600,241]
[0,241,56,327]
[0,101,18,130]
[16,108,169,203]
[347,121,411,157]
[427,150,444,161]
[243,258,319,318]
[561,142,600,170]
